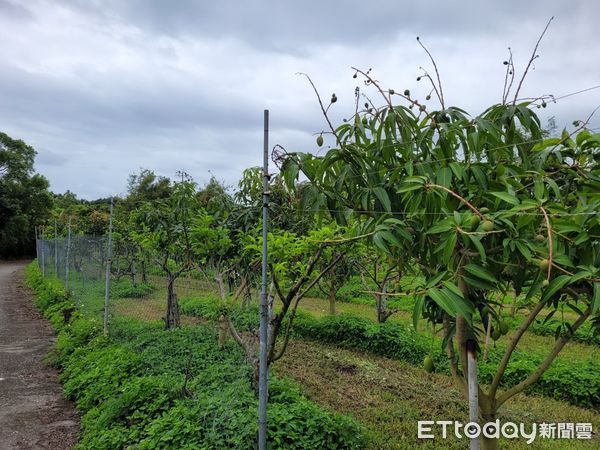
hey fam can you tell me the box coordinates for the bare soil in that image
[0,261,79,449]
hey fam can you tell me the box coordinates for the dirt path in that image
[0,261,79,449]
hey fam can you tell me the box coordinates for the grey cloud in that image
[0,0,598,199]
[36,149,68,167]
[0,0,33,20]
[61,0,586,47]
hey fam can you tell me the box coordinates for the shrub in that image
[61,343,142,411]
[182,294,600,409]
[26,262,365,449]
[78,374,183,449]
[111,279,154,298]
[336,276,373,303]
[528,317,600,346]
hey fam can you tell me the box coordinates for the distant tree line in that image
[0,132,52,257]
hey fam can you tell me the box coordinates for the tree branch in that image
[496,306,590,406]
[539,206,553,281]
[443,314,464,390]
[501,48,514,105]
[416,37,445,109]
[425,184,485,219]
[512,17,553,105]
[269,264,286,304]
[272,252,345,362]
[297,73,340,144]
[489,300,546,397]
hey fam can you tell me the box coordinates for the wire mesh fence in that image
[37,235,108,318]
[34,233,253,330]
[32,231,286,450]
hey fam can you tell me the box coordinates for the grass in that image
[106,275,599,368]
[105,274,599,448]
[274,339,599,449]
[295,296,599,365]
[29,265,367,450]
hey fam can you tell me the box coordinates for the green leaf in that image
[397,183,423,194]
[464,264,498,284]
[569,270,592,284]
[373,233,389,254]
[436,167,452,188]
[490,191,520,205]
[593,283,600,314]
[427,220,454,235]
[442,282,475,321]
[516,214,535,230]
[546,178,562,200]
[442,281,463,299]
[532,137,560,151]
[541,275,571,302]
[426,271,448,289]
[413,295,425,329]
[573,232,589,246]
[515,241,532,260]
[462,276,496,291]
[467,235,486,262]
[542,310,556,325]
[575,129,590,146]
[567,303,584,316]
[380,230,403,249]
[553,254,575,267]
[427,287,456,317]
[525,276,544,303]
[403,176,427,185]
[534,179,546,201]
[443,232,457,264]
[373,187,391,212]
[471,166,488,190]
[449,162,464,181]
[508,201,539,212]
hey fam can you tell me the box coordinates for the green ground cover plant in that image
[181,295,599,408]
[25,262,366,449]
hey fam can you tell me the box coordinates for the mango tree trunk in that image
[328,285,336,315]
[130,258,137,287]
[480,408,498,450]
[165,275,180,329]
[141,259,148,283]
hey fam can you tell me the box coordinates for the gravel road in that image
[0,261,78,449]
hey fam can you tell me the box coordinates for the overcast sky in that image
[1,0,598,199]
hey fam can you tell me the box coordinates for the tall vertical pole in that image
[65,216,72,290]
[467,340,480,450]
[40,226,45,277]
[35,226,39,268]
[54,219,58,276]
[103,198,114,336]
[258,109,270,450]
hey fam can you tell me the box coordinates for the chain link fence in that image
[34,233,238,330]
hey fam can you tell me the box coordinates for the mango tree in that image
[131,177,201,329]
[351,240,410,322]
[315,248,353,315]
[189,209,233,299]
[238,225,348,385]
[282,69,599,449]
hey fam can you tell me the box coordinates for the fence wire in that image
[34,234,248,331]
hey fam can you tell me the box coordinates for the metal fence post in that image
[65,216,72,290]
[103,198,114,336]
[40,226,45,277]
[54,219,58,276]
[35,226,39,268]
[258,109,270,450]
